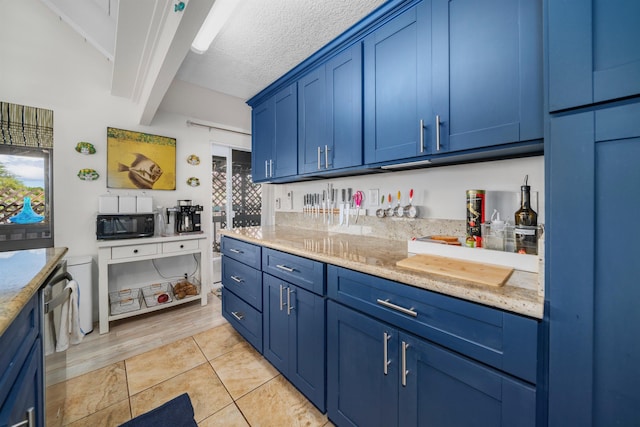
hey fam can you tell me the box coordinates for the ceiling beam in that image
[136,0,215,125]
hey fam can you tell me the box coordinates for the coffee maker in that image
[173,200,203,234]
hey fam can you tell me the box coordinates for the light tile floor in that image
[46,302,333,426]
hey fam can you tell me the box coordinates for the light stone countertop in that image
[220,226,544,319]
[0,247,68,336]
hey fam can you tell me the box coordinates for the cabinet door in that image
[326,43,363,170]
[251,98,274,182]
[0,339,43,427]
[431,0,542,154]
[364,0,432,164]
[547,101,640,426]
[289,285,326,412]
[262,274,290,374]
[327,301,398,427]
[547,1,640,111]
[298,66,327,174]
[273,83,298,179]
[399,333,535,427]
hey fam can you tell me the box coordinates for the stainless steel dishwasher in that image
[41,263,73,426]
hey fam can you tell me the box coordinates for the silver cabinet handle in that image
[325,145,331,168]
[229,248,243,254]
[419,119,425,153]
[276,264,295,273]
[265,160,268,178]
[402,341,409,386]
[270,159,273,177]
[318,146,322,170]
[279,284,284,311]
[11,407,35,427]
[376,299,418,317]
[435,114,441,151]
[287,287,295,315]
[230,275,243,283]
[231,311,244,321]
[383,332,392,375]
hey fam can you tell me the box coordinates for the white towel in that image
[56,280,85,352]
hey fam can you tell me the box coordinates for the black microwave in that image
[96,213,155,240]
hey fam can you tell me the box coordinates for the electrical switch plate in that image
[369,189,380,206]
[276,198,281,209]
[286,191,293,209]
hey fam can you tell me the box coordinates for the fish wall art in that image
[106,127,176,190]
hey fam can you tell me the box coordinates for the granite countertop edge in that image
[220,227,543,320]
[0,247,68,336]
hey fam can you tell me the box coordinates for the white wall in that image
[0,0,250,305]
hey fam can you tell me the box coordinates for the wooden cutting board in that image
[396,254,513,287]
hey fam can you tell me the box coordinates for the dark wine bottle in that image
[514,175,538,254]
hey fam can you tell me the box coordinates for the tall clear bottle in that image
[155,206,167,237]
[514,175,538,254]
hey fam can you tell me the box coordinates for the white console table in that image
[97,234,208,334]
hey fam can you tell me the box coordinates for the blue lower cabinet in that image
[327,300,398,427]
[0,339,43,427]
[400,332,536,427]
[0,292,43,427]
[222,287,263,353]
[328,300,536,427]
[263,273,326,412]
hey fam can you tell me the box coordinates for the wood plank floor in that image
[46,291,225,386]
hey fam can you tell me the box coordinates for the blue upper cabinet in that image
[364,1,432,164]
[431,0,543,154]
[299,44,363,175]
[298,66,327,174]
[251,99,274,182]
[252,83,298,182]
[547,0,640,112]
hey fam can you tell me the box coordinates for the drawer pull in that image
[180,244,184,249]
[230,275,243,283]
[383,332,391,375]
[133,249,138,254]
[229,248,244,254]
[401,341,410,387]
[10,407,35,427]
[376,299,418,317]
[231,311,244,321]
[276,264,295,273]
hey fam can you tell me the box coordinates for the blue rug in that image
[119,393,197,427]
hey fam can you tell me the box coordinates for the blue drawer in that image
[327,265,539,384]
[221,236,261,270]
[262,248,325,296]
[222,256,262,311]
[222,287,262,353]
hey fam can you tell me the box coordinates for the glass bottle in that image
[155,206,167,237]
[514,175,538,254]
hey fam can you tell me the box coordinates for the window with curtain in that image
[0,101,54,252]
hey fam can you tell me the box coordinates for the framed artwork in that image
[107,127,176,190]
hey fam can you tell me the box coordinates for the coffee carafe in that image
[174,200,203,234]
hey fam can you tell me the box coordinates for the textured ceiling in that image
[176,0,386,100]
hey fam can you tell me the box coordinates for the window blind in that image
[0,102,53,148]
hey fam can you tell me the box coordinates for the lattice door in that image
[211,150,261,253]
